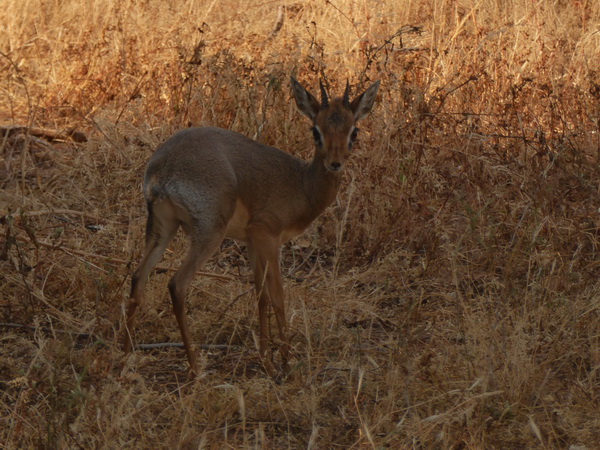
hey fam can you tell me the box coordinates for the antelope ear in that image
[291,76,320,121]
[350,80,380,121]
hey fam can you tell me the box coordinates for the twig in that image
[0,322,94,339]
[268,5,285,39]
[0,323,234,351]
[14,236,234,281]
[0,126,87,143]
[221,287,254,316]
[358,25,424,83]
[115,71,149,125]
[4,209,124,225]
[135,342,234,351]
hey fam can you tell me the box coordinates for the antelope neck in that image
[302,151,342,213]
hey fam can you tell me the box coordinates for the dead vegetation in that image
[1,0,599,447]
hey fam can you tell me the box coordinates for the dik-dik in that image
[123,77,380,376]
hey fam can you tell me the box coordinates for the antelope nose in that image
[329,161,342,171]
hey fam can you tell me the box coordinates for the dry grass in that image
[1,0,599,447]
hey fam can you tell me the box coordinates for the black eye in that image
[312,126,322,146]
[349,127,359,148]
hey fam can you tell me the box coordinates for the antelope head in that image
[291,77,380,172]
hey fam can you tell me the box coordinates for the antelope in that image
[123,76,380,376]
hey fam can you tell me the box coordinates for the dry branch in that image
[0,323,235,351]
[12,236,235,281]
[268,5,285,39]
[135,342,234,351]
[4,209,125,225]
[0,126,87,143]
[0,322,95,340]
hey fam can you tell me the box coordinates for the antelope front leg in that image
[256,278,278,377]
[247,235,289,376]
[248,245,277,376]
[263,256,290,370]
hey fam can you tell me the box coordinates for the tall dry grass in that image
[1,0,599,447]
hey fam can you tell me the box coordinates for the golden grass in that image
[1,0,599,447]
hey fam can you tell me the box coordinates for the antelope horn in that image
[343,80,350,107]
[319,80,329,108]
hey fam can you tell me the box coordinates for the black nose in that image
[330,162,342,171]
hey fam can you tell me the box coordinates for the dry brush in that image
[1,0,599,448]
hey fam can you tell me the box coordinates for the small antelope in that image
[124,76,380,376]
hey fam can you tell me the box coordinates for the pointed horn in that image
[343,80,350,107]
[319,80,329,109]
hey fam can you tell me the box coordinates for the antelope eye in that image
[312,126,322,146]
[348,127,359,149]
